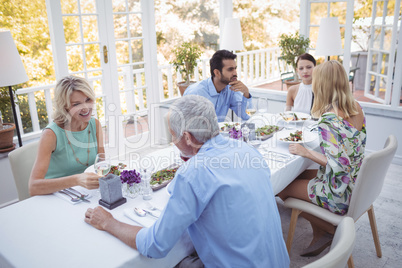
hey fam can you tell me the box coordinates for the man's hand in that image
[85,206,114,231]
[229,80,250,98]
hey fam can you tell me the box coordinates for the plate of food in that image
[219,122,241,132]
[150,163,180,191]
[278,112,311,123]
[255,125,282,140]
[276,129,317,144]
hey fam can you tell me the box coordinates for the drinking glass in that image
[245,102,256,117]
[257,97,269,114]
[283,106,295,130]
[249,131,262,149]
[94,153,111,176]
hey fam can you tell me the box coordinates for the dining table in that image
[0,113,319,268]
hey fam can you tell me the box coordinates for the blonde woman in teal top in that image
[29,76,103,196]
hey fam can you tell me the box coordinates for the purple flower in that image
[120,169,141,186]
[229,127,242,140]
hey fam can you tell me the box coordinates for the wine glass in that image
[245,102,256,118]
[283,106,295,130]
[257,97,269,114]
[94,153,111,176]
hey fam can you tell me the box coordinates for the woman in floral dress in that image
[278,60,366,256]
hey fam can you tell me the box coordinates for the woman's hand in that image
[78,172,101,189]
[288,143,308,157]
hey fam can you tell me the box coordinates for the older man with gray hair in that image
[85,95,289,267]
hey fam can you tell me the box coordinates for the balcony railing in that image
[11,48,282,142]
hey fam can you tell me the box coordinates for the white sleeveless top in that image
[293,82,313,115]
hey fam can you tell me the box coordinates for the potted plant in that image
[278,32,310,86]
[0,87,17,152]
[170,42,202,96]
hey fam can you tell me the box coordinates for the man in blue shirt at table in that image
[183,49,252,122]
[85,95,289,268]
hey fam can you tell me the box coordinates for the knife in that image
[64,189,90,203]
[142,209,159,218]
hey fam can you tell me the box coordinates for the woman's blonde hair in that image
[53,76,95,125]
[311,60,358,119]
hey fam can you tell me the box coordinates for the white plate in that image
[277,112,311,123]
[84,160,127,173]
[218,122,241,132]
[246,114,275,129]
[276,129,317,144]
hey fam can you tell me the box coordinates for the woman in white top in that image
[286,53,316,114]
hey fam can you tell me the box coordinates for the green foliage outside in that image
[278,32,310,81]
[171,42,202,85]
[0,0,53,132]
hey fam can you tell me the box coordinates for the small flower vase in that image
[122,183,141,199]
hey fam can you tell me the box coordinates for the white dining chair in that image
[303,217,356,268]
[8,141,39,201]
[284,135,397,267]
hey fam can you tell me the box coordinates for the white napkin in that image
[123,208,160,228]
[53,187,92,205]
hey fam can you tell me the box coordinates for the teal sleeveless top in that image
[45,117,98,179]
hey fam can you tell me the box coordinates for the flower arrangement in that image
[120,169,142,198]
[120,169,141,186]
[229,126,242,140]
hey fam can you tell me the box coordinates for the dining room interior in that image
[0,0,401,267]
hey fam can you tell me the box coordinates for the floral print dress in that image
[308,112,367,215]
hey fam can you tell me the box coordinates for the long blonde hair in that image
[311,60,358,119]
[53,76,95,125]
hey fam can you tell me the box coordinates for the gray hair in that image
[169,95,219,143]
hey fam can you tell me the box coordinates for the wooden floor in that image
[278,163,402,267]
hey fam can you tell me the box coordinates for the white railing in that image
[11,48,282,142]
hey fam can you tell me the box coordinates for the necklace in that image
[65,129,91,167]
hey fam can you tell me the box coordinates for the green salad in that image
[255,125,279,136]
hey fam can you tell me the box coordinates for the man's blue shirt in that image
[183,78,252,122]
[136,134,290,267]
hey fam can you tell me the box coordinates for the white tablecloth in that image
[0,124,319,268]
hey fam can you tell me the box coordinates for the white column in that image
[219,0,233,49]
[300,0,309,38]
[45,0,69,79]
[142,0,162,146]
[391,21,402,108]
[343,0,355,75]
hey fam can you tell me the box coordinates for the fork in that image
[64,189,90,203]
[68,187,89,198]
[58,190,80,202]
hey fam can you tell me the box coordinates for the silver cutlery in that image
[58,190,80,202]
[145,201,161,211]
[142,209,159,218]
[68,187,89,198]
[134,207,159,219]
[63,189,90,203]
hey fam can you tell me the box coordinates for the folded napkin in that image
[53,187,92,205]
[124,208,160,228]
